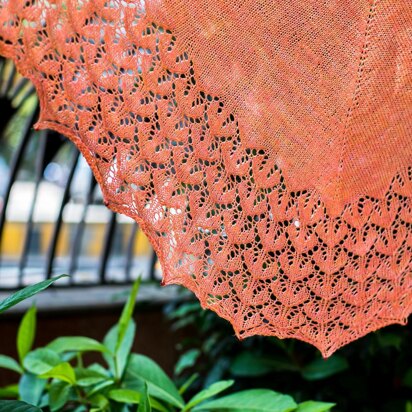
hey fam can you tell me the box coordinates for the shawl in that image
[0,0,411,357]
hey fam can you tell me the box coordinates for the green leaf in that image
[203,360,228,389]
[0,385,19,399]
[116,277,141,352]
[103,321,135,379]
[47,337,108,354]
[138,384,152,412]
[179,373,199,395]
[109,389,142,404]
[86,380,115,398]
[296,401,336,412]
[23,348,61,375]
[174,349,200,375]
[192,389,297,412]
[40,362,76,385]
[230,352,273,377]
[101,279,141,380]
[230,352,298,377]
[301,356,349,381]
[184,380,234,411]
[38,393,49,409]
[0,400,42,412]
[108,389,166,412]
[49,381,72,412]
[73,407,88,412]
[88,363,111,376]
[75,368,108,387]
[89,393,110,412]
[0,275,68,313]
[89,393,109,410]
[0,355,23,374]
[18,374,46,406]
[17,306,37,364]
[124,354,184,409]
[61,352,77,363]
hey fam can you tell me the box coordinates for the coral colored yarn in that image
[0,0,411,357]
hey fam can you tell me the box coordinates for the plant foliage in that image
[0,279,334,412]
[165,299,412,412]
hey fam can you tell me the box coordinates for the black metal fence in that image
[0,58,160,290]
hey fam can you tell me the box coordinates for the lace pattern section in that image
[0,0,411,357]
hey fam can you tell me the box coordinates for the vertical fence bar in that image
[18,130,48,281]
[45,147,80,278]
[97,211,117,284]
[0,109,37,266]
[67,173,96,278]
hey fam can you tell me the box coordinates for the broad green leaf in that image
[23,348,61,375]
[40,362,76,385]
[75,368,108,387]
[86,380,115,397]
[49,381,72,412]
[0,385,18,399]
[0,275,68,313]
[88,363,111,376]
[116,277,141,352]
[174,349,200,375]
[102,322,117,374]
[61,352,77,362]
[109,389,143,404]
[0,355,23,374]
[124,354,184,409]
[122,372,145,393]
[184,380,234,411]
[47,337,107,354]
[108,389,166,412]
[138,384,151,412]
[192,389,297,412]
[296,401,336,412]
[301,356,349,381]
[0,400,42,412]
[38,393,49,409]
[18,374,46,406]
[230,351,298,377]
[89,393,109,409]
[103,321,135,379]
[17,306,37,364]
[73,407,88,412]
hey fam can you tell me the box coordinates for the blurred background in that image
[0,57,411,412]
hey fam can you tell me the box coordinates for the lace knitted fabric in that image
[0,0,411,357]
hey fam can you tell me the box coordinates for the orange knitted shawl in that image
[0,0,411,357]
